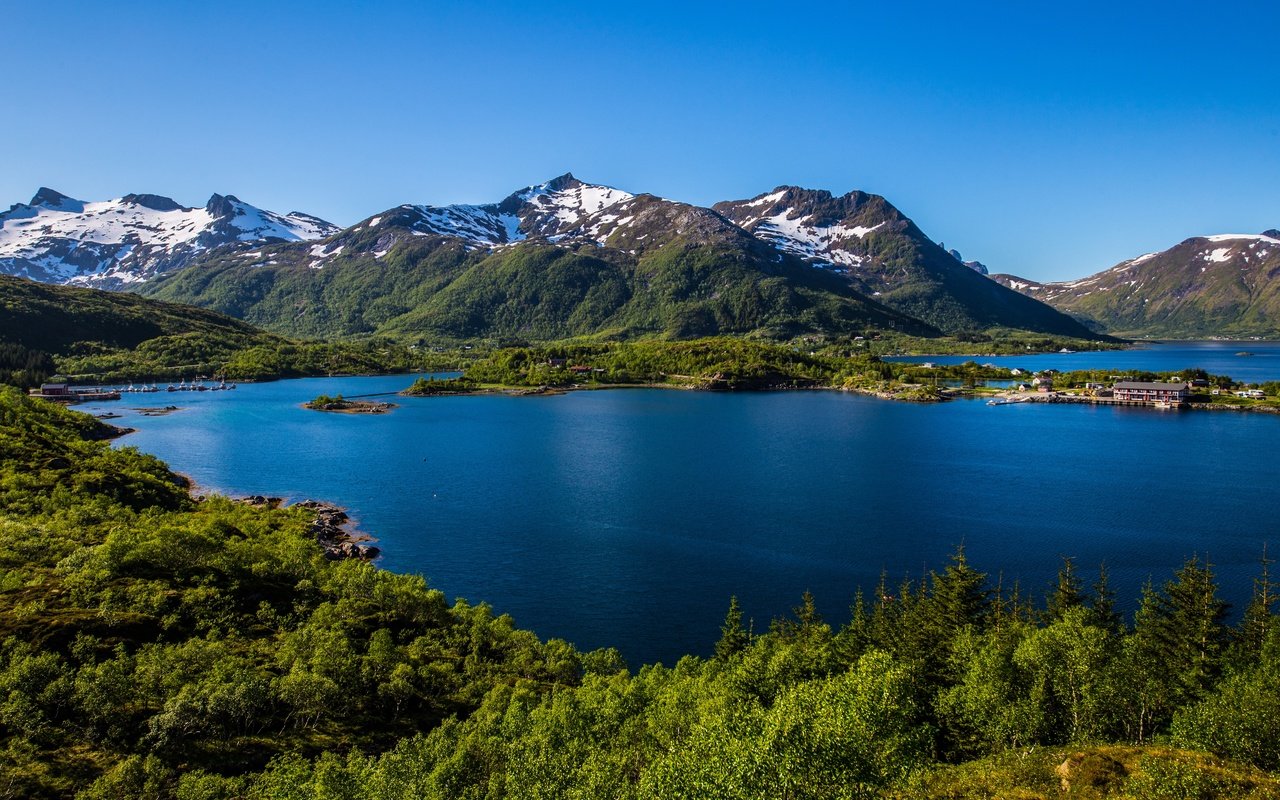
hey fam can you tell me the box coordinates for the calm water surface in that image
[887,340,1280,382]
[88,364,1280,666]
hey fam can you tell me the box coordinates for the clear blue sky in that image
[3,1,1277,281]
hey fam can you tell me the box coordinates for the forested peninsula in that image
[1,387,1279,798]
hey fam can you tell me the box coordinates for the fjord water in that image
[886,340,1280,382]
[93,356,1280,667]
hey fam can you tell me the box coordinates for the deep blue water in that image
[886,340,1280,383]
[86,362,1280,667]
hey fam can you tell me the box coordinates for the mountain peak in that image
[30,187,75,208]
[514,172,587,201]
[1264,229,1280,240]
[544,172,578,190]
[205,193,239,218]
[120,193,183,212]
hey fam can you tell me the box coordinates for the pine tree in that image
[911,546,992,686]
[1087,563,1123,635]
[1231,547,1276,668]
[1120,578,1170,742]
[835,589,872,666]
[794,590,823,630]
[1123,556,1230,739]
[1157,556,1229,700]
[714,596,749,660]
[1044,556,1086,623]
[928,546,992,636]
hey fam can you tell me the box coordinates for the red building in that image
[1112,381,1190,403]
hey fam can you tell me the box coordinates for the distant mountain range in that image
[0,188,336,288]
[993,231,1280,338]
[0,176,1102,341]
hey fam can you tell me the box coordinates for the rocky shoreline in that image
[239,495,381,560]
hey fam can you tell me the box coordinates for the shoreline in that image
[239,495,380,560]
[106,425,381,555]
[399,381,1280,413]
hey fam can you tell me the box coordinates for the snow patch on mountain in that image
[397,175,634,249]
[406,204,524,248]
[742,208,882,268]
[1205,233,1280,245]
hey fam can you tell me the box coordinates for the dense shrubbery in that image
[1,387,1279,798]
[415,339,1019,394]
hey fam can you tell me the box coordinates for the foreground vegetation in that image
[2,387,1279,798]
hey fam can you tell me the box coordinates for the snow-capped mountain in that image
[348,173,634,250]
[0,188,337,288]
[710,186,1090,336]
[991,231,1280,337]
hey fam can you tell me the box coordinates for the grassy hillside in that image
[0,273,276,354]
[0,274,444,384]
[2,388,1279,798]
[992,234,1280,338]
[142,232,937,342]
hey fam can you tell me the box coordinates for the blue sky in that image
[2,1,1277,281]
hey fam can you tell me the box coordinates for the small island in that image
[304,393,397,414]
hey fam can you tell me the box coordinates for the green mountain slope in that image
[992,231,1280,338]
[0,273,275,354]
[142,197,937,341]
[0,275,431,384]
[0,274,286,383]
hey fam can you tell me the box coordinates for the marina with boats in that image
[28,379,237,403]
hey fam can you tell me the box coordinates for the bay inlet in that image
[90,344,1280,666]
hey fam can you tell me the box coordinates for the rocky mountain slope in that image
[712,186,1088,335]
[992,231,1280,337]
[0,188,336,288]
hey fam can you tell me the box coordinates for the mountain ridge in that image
[992,231,1280,337]
[0,188,338,288]
[714,185,1094,336]
[4,175,1101,340]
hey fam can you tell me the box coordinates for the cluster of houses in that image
[546,358,605,375]
[1004,371,1271,406]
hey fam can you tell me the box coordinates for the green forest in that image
[0,275,461,386]
[1,387,1279,798]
